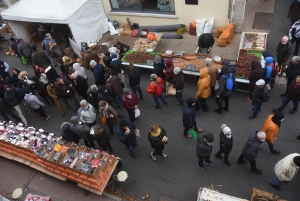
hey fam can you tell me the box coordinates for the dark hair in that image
[31,45,37,51]
[12,68,21,75]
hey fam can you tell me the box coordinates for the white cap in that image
[255,79,265,86]
[223,127,231,134]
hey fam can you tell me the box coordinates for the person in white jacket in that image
[73,63,87,80]
[78,99,96,128]
[24,89,50,120]
[270,153,300,191]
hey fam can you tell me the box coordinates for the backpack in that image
[222,73,233,90]
[53,47,64,57]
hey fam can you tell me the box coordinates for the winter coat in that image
[98,86,113,106]
[18,71,29,81]
[78,104,97,124]
[196,133,213,158]
[195,68,211,99]
[0,98,8,113]
[206,65,219,87]
[286,77,300,101]
[264,57,275,80]
[74,75,88,96]
[55,80,75,99]
[70,116,92,141]
[47,84,59,99]
[249,61,265,88]
[252,85,269,103]
[218,72,235,97]
[73,63,87,80]
[288,1,300,21]
[4,88,21,106]
[241,131,262,161]
[274,153,300,181]
[42,38,55,56]
[86,88,98,108]
[122,90,138,110]
[61,123,80,143]
[45,66,60,81]
[93,129,110,148]
[218,65,236,78]
[276,41,293,62]
[182,102,196,128]
[154,59,166,79]
[11,73,20,87]
[93,64,105,86]
[17,40,32,58]
[24,93,45,109]
[218,131,233,153]
[198,33,215,49]
[50,45,64,59]
[148,126,167,150]
[99,104,120,128]
[147,77,164,97]
[32,50,51,67]
[289,20,300,40]
[128,67,141,87]
[262,114,279,144]
[103,55,112,68]
[165,60,174,83]
[84,51,99,69]
[105,76,122,97]
[285,62,300,83]
[172,70,184,91]
[110,59,122,70]
[116,119,137,145]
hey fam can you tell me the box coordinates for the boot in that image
[252,169,262,174]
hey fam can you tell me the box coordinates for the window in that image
[110,0,175,13]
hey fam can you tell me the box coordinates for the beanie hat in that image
[154,55,161,62]
[221,124,231,134]
[150,74,158,80]
[186,98,196,106]
[90,60,97,67]
[90,85,98,93]
[120,119,128,127]
[105,51,110,56]
[293,156,300,166]
[255,79,265,86]
[174,67,181,75]
[272,111,284,121]
[123,87,131,94]
[25,89,31,94]
[111,54,117,59]
[104,73,111,80]
[204,133,214,142]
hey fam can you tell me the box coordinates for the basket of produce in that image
[133,39,158,52]
[173,58,206,71]
[161,50,175,58]
[121,50,161,65]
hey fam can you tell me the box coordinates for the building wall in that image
[103,0,230,32]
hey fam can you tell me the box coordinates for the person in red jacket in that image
[122,87,138,122]
[146,74,167,109]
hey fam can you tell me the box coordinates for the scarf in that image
[150,128,161,137]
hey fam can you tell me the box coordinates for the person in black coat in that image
[44,66,60,81]
[196,133,214,170]
[282,56,300,96]
[92,125,113,153]
[0,97,21,122]
[215,124,233,166]
[98,85,113,106]
[61,122,80,143]
[198,33,215,49]
[277,36,293,77]
[90,60,105,86]
[70,73,88,99]
[249,79,269,119]
[128,63,143,100]
[116,119,137,158]
[86,85,99,109]
[248,61,265,100]
[172,67,185,105]
[153,55,166,92]
[103,51,112,68]
[110,54,122,72]
[148,124,168,161]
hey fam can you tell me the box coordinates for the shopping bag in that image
[214,81,219,90]
[21,56,28,65]
[135,108,140,118]
[101,116,107,124]
[189,129,197,139]
[267,83,271,90]
[168,85,176,95]
[135,128,140,138]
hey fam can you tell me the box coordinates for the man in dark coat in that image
[61,122,80,143]
[288,0,300,27]
[128,63,143,100]
[116,119,137,158]
[0,97,21,122]
[110,54,122,72]
[45,66,60,81]
[70,116,95,148]
[98,85,113,106]
[237,131,266,174]
[198,33,215,49]
[281,56,300,96]
[215,124,233,166]
[196,133,214,170]
[104,73,123,108]
[153,55,166,92]
[172,67,185,105]
[182,98,203,138]
[17,38,33,65]
[86,85,99,109]
[249,61,265,100]
[249,79,269,119]
[103,51,112,67]
[277,36,293,77]
[31,46,51,67]
[55,78,77,111]
[70,73,88,99]
[90,60,105,86]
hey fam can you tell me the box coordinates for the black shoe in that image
[61,112,65,117]
[215,154,223,159]
[237,159,247,164]
[280,93,286,97]
[252,108,261,111]
[52,102,56,106]
[289,110,297,114]
[48,104,52,108]
[224,161,231,166]
[155,106,161,109]
[214,109,222,114]
[252,169,262,174]
[130,153,136,158]
[272,108,281,113]
[271,150,281,154]
[283,181,289,183]
[270,183,281,191]
[118,114,124,118]
[248,115,256,120]
[297,135,300,140]
[163,102,167,105]
[202,109,210,112]
[222,107,229,112]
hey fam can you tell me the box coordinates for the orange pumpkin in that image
[147,32,156,41]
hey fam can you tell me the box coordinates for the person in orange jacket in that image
[195,68,211,112]
[261,112,284,154]
[146,74,167,109]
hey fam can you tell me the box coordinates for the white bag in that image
[267,83,271,90]
[196,18,205,36]
[214,80,219,90]
[135,108,140,118]
[204,17,214,33]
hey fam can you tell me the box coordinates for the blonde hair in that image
[93,125,103,135]
[99,100,106,107]
[221,124,227,130]
[149,124,159,133]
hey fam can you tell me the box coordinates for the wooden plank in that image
[0,150,14,160]
[77,183,102,195]
[30,163,67,181]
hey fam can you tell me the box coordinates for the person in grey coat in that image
[24,89,50,120]
[17,38,33,64]
[70,116,95,148]
[277,36,293,77]
[196,133,214,170]
[249,79,269,119]
[237,131,266,174]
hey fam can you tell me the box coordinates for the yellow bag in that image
[54,143,62,152]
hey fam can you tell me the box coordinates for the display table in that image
[197,188,247,201]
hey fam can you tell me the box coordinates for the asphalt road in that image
[1,0,300,200]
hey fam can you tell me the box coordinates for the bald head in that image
[282,36,289,44]
[257,131,266,141]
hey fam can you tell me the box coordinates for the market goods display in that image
[173,58,206,71]
[122,51,156,64]
[253,34,266,51]
[134,39,158,51]
[236,50,259,78]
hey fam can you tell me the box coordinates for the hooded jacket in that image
[61,123,80,143]
[147,77,164,97]
[45,66,60,81]
[264,57,274,80]
[92,63,105,86]
[241,131,262,161]
[276,41,293,62]
[165,60,174,83]
[206,65,219,87]
[172,70,184,91]
[195,68,211,99]
[148,126,167,150]
[284,61,300,82]
[122,90,138,110]
[4,87,21,106]
[252,85,269,103]
[128,67,141,87]
[32,50,51,67]
[70,116,92,141]
[262,114,279,144]
[182,102,196,128]
[110,58,122,69]
[42,38,55,56]
[249,61,265,88]
[196,133,213,158]
[24,93,45,109]
[78,103,97,124]
[105,75,122,96]
[286,77,300,101]
[218,131,233,153]
[73,63,87,79]
[274,153,300,181]
[74,75,88,96]
[116,119,137,145]
[288,0,300,21]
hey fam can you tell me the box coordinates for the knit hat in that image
[293,156,300,166]
[272,111,284,121]
[221,124,231,134]
[120,119,128,127]
[204,133,214,142]
[150,74,158,80]
[154,55,161,62]
[186,98,196,106]
[255,79,265,86]
[104,73,111,80]
[25,89,31,94]
[174,67,181,75]
[123,87,131,94]
[90,60,97,67]
[90,85,98,93]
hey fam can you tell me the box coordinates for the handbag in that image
[168,85,176,95]
[101,116,107,124]
[135,108,140,118]
[189,129,197,139]
[21,56,28,65]
[135,128,140,138]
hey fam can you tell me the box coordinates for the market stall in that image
[0,121,118,195]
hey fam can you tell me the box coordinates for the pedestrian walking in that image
[70,116,95,148]
[24,89,50,120]
[98,100,120,136]
[287,0,300,27]
[17,38,33,65]
[281,56,300,96]
[45,66,61,82]
[90,60,105,86]
[289,19,300,56]
[110,54,122,73]
[249,61,265,100]
[42,33,58,67]
[86,85,99,109]
[270,153,300,191]
[98,85,113,106]
[172,67,185,105]
[84,50,99,70]
[47,80,69,117]
[205,58,219,98]
[116,119,138,158]
[215,124,233,166]
[122,87,138,123]
[164,60,174,96]
[148,123,168,161]
[182,98,203,138]
[60,122,80,143]
[196,133,214,170]
[263,56,275,90]
[0,97,21,122]
[77,100,97,128]
[0,60,11,79]
[70,73,88,100]
[55,78,77,111]
[249,79,269,119]
[153,56,166,93]
[146,74,167,109]
[277,36,293,77]
[10,68,21,87]
[237,131,266,174]
[73,63,87,80]
[104,73,123,108]
[32,76,56,108]
[31,46,51,67]
[262,112,284,154]
[195,68,211,111]
[92,125,113,153]
[128,63,143,100]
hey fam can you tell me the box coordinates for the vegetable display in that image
[236,50,260,78]
[123,52,156,64]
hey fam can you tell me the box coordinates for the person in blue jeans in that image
[249,79,269,120]
[274,75,300,114]
[128,63,143,100]
[270,154,300,191]
[116,119,138,158]
[146,74,167,109]
[172,67,185,105]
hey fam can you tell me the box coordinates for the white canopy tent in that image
[1,0,108,48]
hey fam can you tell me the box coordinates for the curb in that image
[102,192,124,201]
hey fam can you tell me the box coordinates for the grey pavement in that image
[1,0,300,201]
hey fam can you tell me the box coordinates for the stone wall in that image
[232,0,246,33]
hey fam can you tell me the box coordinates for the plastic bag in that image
[196,18,205,36]
[214,80,219,90]
[204,17,214,34]
[21,56,28,65]
[135,108,140,118]
[189,129,197,139]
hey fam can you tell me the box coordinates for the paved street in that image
[1,0,300,200]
